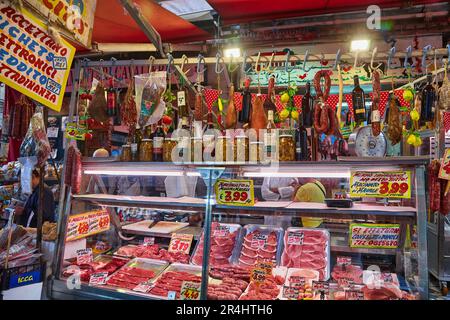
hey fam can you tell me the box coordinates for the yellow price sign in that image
[215,179,255,206]
[180,281,201,300]
[350,171,411,199]
[251,268,266,284]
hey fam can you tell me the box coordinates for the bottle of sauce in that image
[352,75,366,125]
[302,82,314,128]
[264,110,277,160]
[420,73,436,127]
[152,120,165,161]
[296,112,309,161]
[239,79,252,124]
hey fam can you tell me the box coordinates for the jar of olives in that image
[163,138,177,162]
[279,134,295,161]
[139,139,153,161]
[215,136,233,163]
[121,145,132,162]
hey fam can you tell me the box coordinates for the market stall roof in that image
[207,0,446,25]
[90,0,210,45]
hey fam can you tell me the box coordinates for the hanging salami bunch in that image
[9,94,35,139]
[313,70,336,135]
[371,70,381,136]
[90,83,109,123]
[65,144,82,194]
[121,77,138,132]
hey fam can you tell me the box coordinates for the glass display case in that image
[49,156,429,300]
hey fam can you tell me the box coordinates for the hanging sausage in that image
[387,94,402,145]
[263,76,277,116]
[250,95,268,138]
[224,85,237,129]
[90,83,109,123]
[371,69,381,136]
[313,70,335,135]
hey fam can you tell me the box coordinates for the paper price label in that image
[256,261,273,275]
[143,237,155,246]
[312,281,329,294]
[76,248,93,265]
[215,179,255,206]
[350,223,400,249]
[350,171,411,199]
[177,91,186,106]
[345,289,364,300]
[251,234,268,249]
[212,225,230,237]
[287,232,304,245]
[381,273,394,283]
[289,276,306,288]
[439,149,450,180]
[251,268,266,284]
[180,281,201,300]
[337,256,352,267]
[282,286,300,300]
[168,233,193,254]
[67,210,110,242]
[89,272,108,286]
[133,282,154,293]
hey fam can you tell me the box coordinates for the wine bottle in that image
[352,75,366,125]
[106,78,116,117]
[131,126,142,161]
[264,110,277,159]
[420,73,436,127]
[302,82,314,128]
[296,112,308,161]
[152,120,165,162]
[239,79,252,123]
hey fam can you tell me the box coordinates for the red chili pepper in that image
[162,115,172,125]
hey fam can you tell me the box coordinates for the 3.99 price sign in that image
[350,171,411,199]
[168,233,193,254]
[215,179,255,206]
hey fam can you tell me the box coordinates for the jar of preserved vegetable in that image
[139,139,153,161]
[216,136,233,163]
[163,138,177,162]
[279,134,295,161]
[234,135,249,162]
[249,141,263,163]
[191,137,203,162]
[121,145,132,162]
[203,134,215,162]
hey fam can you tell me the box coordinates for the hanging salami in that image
[387,94,402,145]
[371,70,381,136]
[313,70,335,135]
[90,83,109,123]
[121,78,138,130]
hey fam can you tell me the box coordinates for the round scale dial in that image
[349,126,387,157]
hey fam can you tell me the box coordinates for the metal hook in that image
[166,53,175,74]
[265,52,275,73]
[387,46,396,70]
[215,52,225,74]
[333,49,341,70]
[148,56,155,72]
[254,52,261,73]
[370,47,383,71]
[421,45,432,69]
[180,54,191,75]
[285,50,295,73]
[228,55,240,74]
[403,45,415,68]
[197,54,206,74]
[241,51,253,74]
[303,50,312,72]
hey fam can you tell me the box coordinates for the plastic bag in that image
[135,71,167,127]
[19,109,51,167]
[18,156,37,194]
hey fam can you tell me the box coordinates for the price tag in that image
[143,237,155,246]
[332,189,348,199]
[168,233,193,254]
[89,272,108,286]
[337,277,355,288]
[177,91,186,106]
[76,248,93,265]
[287,232,304,245]
[337,256,352,267]
[256,261,273,275]
[212,225,230,237]
[312,281,329,295]
[133,282,154,293]
[180,281,201,300]
[289,276,306,288]
[47,127,59,138]
[350,171,411,199]
[250,233,268,249]
[215,179,255,206]
[439,149,450,180]
[349,223,400,249]
[381,273,394,283]
[282,286,300,300]
[345,289,364,300]
[251,268,266,284]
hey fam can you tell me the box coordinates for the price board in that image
[76,248,93,265]
[251,268,266,284]
[336,256,352,267]
[66,210,110,242]
[349,223,400,249]
[282,286,300,300]
[287,231,304,245]
[89,272,108,286]
[349,171,411,199]
[439,149,450,180]
[168,233,193,254]
[215,179,255,206]
[180,281,201,300]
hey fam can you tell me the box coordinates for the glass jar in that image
[234,135,249,162]
[121,145,132,162]
[163,138,177,162]
[203,134,216,163]
[139,139,153,161]
[249,141,263,163]
[279,134,295,161]
[191,137,203,163]
[216,136,233,163]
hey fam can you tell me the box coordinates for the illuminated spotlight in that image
[350,39,370,52]
[224,48,241,58]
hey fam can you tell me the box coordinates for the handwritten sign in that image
[312,281,330,295]
[133,282,154,293]
[345,289,364,300]
[89,272,108,286]
[289,276,306,288]
[143,237,155,246]
[350,171,411,199]
[350,223,400,249]
[256,261,273,276]
[282,286,300,300]
[0,4,75,112]
[439,149,450,180]
[76,248,93,265]
[168,233,193,254]
[287,231,304,245]
[215,179,255,206]
[180,281,201,300]
[251,233,268,249]
[25,0,97,48]
[66,210,110,242]
[212,225,230,237]
[337,256,352,267]
[251,268,266,284]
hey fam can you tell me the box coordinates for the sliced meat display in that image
[115,244,190,264]
[209,265,252,282]
[239,275,280,300]
[331,264,364,285]
[208,277,248,300]
[361,272,402,300]
[106,266,156,290]
[192,222,240,266]
[237,227,282,267]
[281,228,330,280]
[62,256,129,283]
[149,271,202,299]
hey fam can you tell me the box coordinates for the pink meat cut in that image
[238,230,279,266]
[281,229,329,280]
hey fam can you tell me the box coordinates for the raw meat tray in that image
[190,223,243,266]
[233,224,285,267]
[281,227,331,281]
